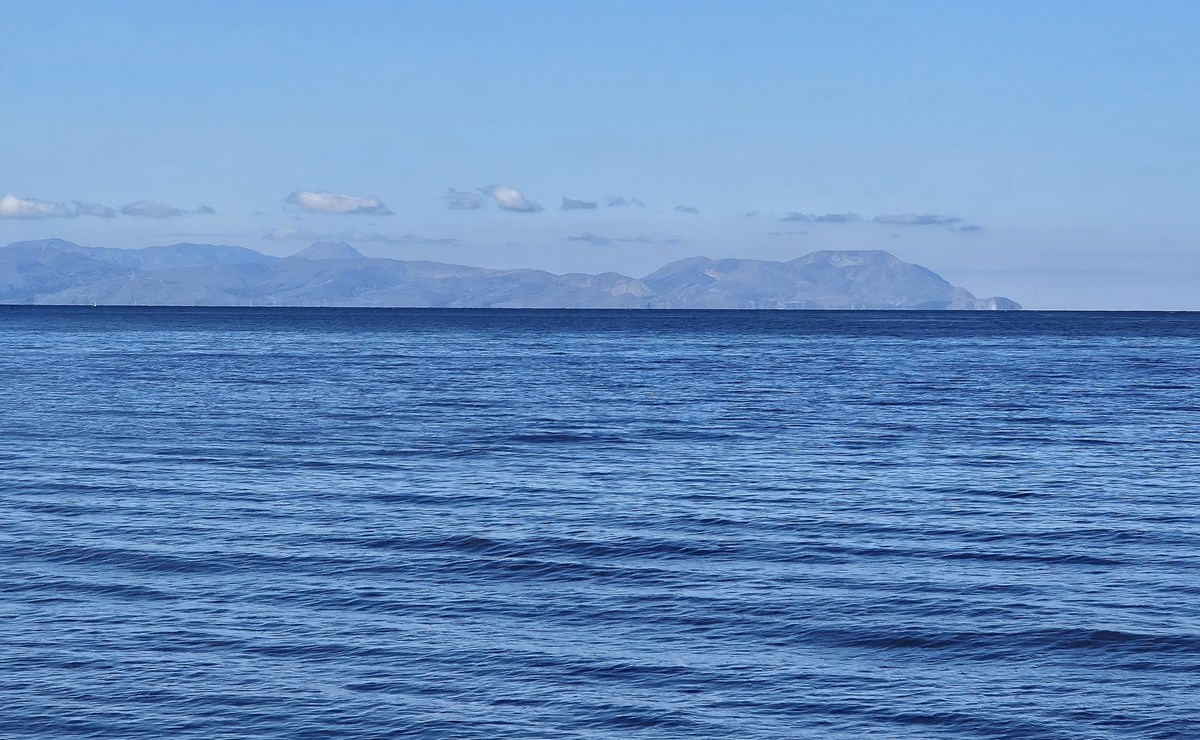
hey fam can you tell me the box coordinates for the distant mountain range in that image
[0,238,1020,309]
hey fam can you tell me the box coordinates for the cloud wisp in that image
[781,212,860,223]
[445,189,486,210]
[674,205,699,214]
[1,194,215,219]
[566,232,612,246]
[0,194,76,219]
[73,201,118,218]
[483,185,542,212]
[266,227,461,246]
[121,200,216,218]
[566,233,654,246]
[777,211,979,229]
[561,197,598,210]
[605,196,645,208]
[286,190,393,215]
[873,213,963,226]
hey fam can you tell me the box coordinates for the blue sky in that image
[2,0,1198,308]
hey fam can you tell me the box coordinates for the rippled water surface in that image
[2,307,1198,738]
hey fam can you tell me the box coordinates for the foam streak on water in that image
[1,308,1198,738]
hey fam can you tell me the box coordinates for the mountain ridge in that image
[0,239,1020,309]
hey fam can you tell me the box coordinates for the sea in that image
[1,307,1197,739]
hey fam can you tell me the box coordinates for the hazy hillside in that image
[1,239,1019,309]
[640,251,1004,309]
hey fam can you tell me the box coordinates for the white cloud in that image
[561,197,598,210]
[285,190,393,215]
[0,194,74,219]
[484,185,542,212]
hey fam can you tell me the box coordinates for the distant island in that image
[1,239,1019,309]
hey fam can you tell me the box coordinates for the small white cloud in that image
[445,188,486,210]
[484,185,542,212]
[0,194,74,219]
[286,190,393,215]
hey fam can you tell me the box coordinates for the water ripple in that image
[1,307,1198,738]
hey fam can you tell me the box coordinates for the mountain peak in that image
[290,241,366,261]
[3,240,1019,308]
[5,238,86,251]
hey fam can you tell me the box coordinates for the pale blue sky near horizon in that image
[2,0,1198,308]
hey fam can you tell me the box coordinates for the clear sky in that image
[2,0,1198,308]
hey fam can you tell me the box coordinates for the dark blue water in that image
[2,307,1198,738]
